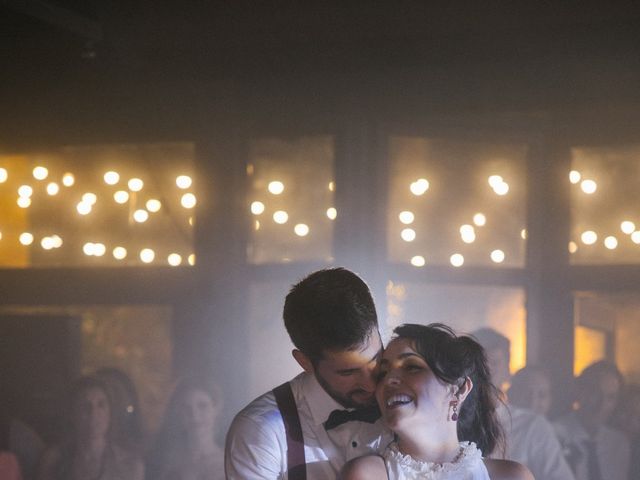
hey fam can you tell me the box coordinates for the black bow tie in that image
[324,404,381,430]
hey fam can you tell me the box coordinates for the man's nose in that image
[358,366,378,392]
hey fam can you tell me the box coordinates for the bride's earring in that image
[449,400,459,422]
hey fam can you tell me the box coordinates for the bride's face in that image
[376,338,453,431]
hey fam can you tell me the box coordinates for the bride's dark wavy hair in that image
[392,323,505,456]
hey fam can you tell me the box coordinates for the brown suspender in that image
[273,382,307,480]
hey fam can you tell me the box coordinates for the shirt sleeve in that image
[225,412,286,480]
[526,416,576,480]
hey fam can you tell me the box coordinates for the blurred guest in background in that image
[37,375,144,480]
[473,327,575,480]
[146,376,224,480]
[507,365,553,417]
[612,384,640,480]
[554,360,630,480]
[95,367,145,453]
[1,399,44,480]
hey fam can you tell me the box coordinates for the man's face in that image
[313,330,383,409]
[486,347,511,392]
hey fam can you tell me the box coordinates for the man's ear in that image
[456,377,473,403]
[292,349,314,373]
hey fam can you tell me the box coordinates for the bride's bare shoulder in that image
[483,458,535,480]
[339,454,387,480]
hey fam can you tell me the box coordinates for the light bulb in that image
[176,175,192,189]
[33,166,48,180]
[399,211,415,224]
[273,210,288,224]
[268,181,285,195]
[251,201,265,215]
[294,224,309,236]
[181,193,196,209]
[410,255,425,267]
[104,171,120,185]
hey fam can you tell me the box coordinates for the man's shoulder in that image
[229,375,308,431]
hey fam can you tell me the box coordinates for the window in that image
[570,145,640,264]
[247,136,335,264]
[387,136,527,267]
[0,143,195,267]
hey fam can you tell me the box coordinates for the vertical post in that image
[525,137,575,415]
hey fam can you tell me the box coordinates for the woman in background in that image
[38,375,144,480]
[145,376,224,480]
[342,323,532,480]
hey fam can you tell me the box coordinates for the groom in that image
[225,268,392,479]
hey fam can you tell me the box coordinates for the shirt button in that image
[352,441,358,448]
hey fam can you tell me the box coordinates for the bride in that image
[341,323,533,480]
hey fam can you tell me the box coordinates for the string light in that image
[18,185,33,197]
[168,253,182,266]
[490,249,505,263]
[450,253,464,267]
[410,255,426,267]
[51,235,63,248]
[83,243,95,256]
[146,199,161,212]
[580,179,597,194]
[46,182,60,195]
[128,178,144,192]
[77,202,92,215]
[19,232,34,246]
[581,230,597,245]
[82,192,97,205]
[488,175,503,188]
[93,243,106,256]
[409,178,429,196]
[621,221,636,235]
[17,197,31,208]
[521,229,527,240]
[326,207,337,220]
[140,248,155,263]
[33,166,48,180]
[401,228,416,242]
[0,167,7,183]
[268,181,285,195]
[62,173,75,187]
[569,170,581,184]
[176,175,192,189]
[188,254,195,265]
[328,181,335,192]
[113,246,127,260]
[632,231,640,244]
[604,236,618,250]
[133,209,149,223]
[114,191,129,204]
[104,171,120,185]
[181,193,196,209]
[473,213,486,227]
[294,224,309,237]
[273,211,288,224]
[399,211,415,224]
[251,201,265,215]
[460,225,476,243]
[41,237,56,250]
[493,181,509,196]
[569,241,578,253]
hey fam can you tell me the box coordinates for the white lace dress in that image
[383,441,490,480]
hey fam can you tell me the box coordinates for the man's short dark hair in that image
[283,267,378,364]
[471,327,511,363]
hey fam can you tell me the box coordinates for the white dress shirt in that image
[225,372,393,480]
[553,411,630,480]
[492,404,576,480]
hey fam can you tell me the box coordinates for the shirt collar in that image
[300,371,347,427]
